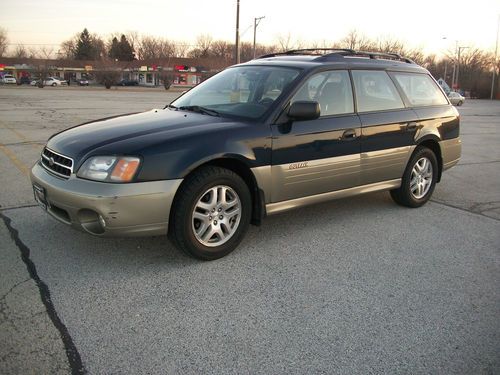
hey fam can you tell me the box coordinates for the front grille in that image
[41,147,73,179]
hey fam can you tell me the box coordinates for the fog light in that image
[99,215,106,228]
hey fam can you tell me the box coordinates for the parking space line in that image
[0,144,30,176]
[2,124,42,151]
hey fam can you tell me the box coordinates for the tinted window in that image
[393,73,448,107]
[291,70,354,116]
[352,70,404,112]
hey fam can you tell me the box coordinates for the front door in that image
[271,70,362,203]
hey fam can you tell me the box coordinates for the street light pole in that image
[235,0,240,64]
[253,16,265,59]
[490,15,500,100]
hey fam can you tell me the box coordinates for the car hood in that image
[47,108,235,161]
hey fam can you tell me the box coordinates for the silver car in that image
[448,91,465,106]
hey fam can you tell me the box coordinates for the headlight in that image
[77,156,140,182]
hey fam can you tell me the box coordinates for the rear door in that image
[271,70,362,202]
[352,70,418,185]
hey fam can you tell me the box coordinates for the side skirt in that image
[265,179,401,215]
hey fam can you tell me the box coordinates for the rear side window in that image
[393,73,448,107]
[291,70,354,116]
[351,70,405,112]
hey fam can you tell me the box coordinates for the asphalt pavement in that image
[0,86,499,374]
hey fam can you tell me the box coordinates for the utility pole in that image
[451,41,458,89]
[491,15,500,100]
[253,16,265,59]
[235,0,240,64]
[456,46,468,91]
[444,61,448,85]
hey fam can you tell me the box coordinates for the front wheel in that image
[390,147,438,208]
[169,166,251,260]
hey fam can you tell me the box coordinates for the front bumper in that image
[30,161,183,237]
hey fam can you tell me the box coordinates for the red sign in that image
[175,65,189,72]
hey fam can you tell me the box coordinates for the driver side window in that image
[291,70,354,116]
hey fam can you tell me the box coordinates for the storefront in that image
[172,65,203,86]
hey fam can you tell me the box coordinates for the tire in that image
[390,146,438,208]
[169,166,252,260]
[458,101,463,106]
[52,83,57,87]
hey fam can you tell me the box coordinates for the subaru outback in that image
[30,49,461,260]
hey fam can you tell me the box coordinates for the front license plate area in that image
[33,184,49,210]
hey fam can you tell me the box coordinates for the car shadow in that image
[8,191,401,274]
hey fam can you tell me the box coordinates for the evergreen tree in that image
[108,37,120,59]
[75,28,95,60]
[117,35,134,61]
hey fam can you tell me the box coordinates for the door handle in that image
[406,122,418,131]
[342,129,357,140]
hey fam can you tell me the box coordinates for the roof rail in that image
[257,49,414,64]
[257,48,356,59]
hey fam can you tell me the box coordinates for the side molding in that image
[266,179,401,215]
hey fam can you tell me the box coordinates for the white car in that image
[2,74,17,84]
[44,77,67,86]
[31,77,67,87]
[448,91,465,106]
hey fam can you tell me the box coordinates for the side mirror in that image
[288,101,320,121]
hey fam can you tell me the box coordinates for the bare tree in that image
[0,27,8,57]
[12,44,28,58]
[275,33,298,52]
[125,31,140,53]
[32,46,56,87]
[188,34,214,58]
[136,35,175,60]
[174,42,190,58]
[340,30,376,51]
[60,38,77,59]
[210,40,232,59]
[94,58,122,88]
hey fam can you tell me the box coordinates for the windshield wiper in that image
[166,104,177,109]
[177,105,220,117]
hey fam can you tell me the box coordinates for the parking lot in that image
[1,85,499,374]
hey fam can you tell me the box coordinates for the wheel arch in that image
[416,136,443,182]
[169,157,266,229]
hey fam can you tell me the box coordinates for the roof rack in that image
[258,48,356,59]
[257,49,414,64]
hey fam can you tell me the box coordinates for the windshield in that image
[170,66,301,120]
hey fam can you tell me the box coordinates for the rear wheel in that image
[390,146,438,208]
[170,166,251,260]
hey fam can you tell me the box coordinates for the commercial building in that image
[0,57,228,87]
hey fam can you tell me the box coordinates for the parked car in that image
[30,49,461,260]
[117,79,139,86]
[17,76,32,85]
[76,78,89,86]
[43,77,67,87]
[2,74,17,84]
[448,91,465,106]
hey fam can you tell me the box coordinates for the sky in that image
[0,0,499,56]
